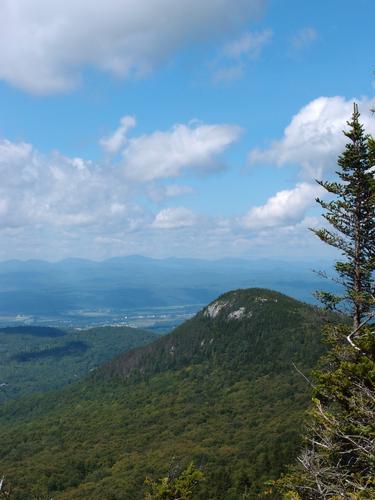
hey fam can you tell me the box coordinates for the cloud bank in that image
[0,138,132,231]
[0,116,240,234]
[0,0,265,93]
[1,95,372,260]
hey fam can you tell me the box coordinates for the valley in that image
[0,303,201,333]
[0,324,157,402]
[0,289,330,499]
[0,257,339,320]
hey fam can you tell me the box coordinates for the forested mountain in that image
[0,289,331,499]
[0,325,157,402]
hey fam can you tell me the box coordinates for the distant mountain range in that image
[0,256,338,322]
[0,288,331,499]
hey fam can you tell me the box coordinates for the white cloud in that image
[213,29,272,83]
[100,115,136,154]
[0,137,137,231]
[0,137,334,260]
[0,0,265,94]
[121,121,242,181]
[249,96,375,179]
[0,113,244,259]
[242,182,323,229]
[291,27,317,52]
[0,115,240,238]
[152,207,199,229]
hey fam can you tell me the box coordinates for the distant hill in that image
[0,325,157,401]
[0,256,338,323]
[0,289,331,499]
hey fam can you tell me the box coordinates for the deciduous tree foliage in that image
[278,105,375,499]
[0,289,328,499]
[144,461,204,500]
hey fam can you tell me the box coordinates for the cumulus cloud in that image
[213,29,272,83]
[242,182,323,229]
[0,0,265,94]
[0,137,139,232]
[120,121,242,181]
[152,207,199,229]
[0,136,332,260]
[0,114,240,232]
[0,114,242,257]
[100,115,136,154]
[249,96,375,179]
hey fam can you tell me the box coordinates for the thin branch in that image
[292,362,317,390]
[346,311,375,351]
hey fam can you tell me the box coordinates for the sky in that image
[0,0,374,261]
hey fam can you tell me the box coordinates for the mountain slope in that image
[0,289,329,499]
[0,325,157,401]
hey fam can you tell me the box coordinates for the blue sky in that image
[0,0,374,261]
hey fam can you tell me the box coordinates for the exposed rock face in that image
[204,300,230,318]
[228,307,254,320]
[203,292,279,321]
[203,298,249,321]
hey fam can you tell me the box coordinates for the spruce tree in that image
[312,103,374,333]
[277,105,375,499]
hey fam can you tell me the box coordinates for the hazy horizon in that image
[0,253,337,264]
